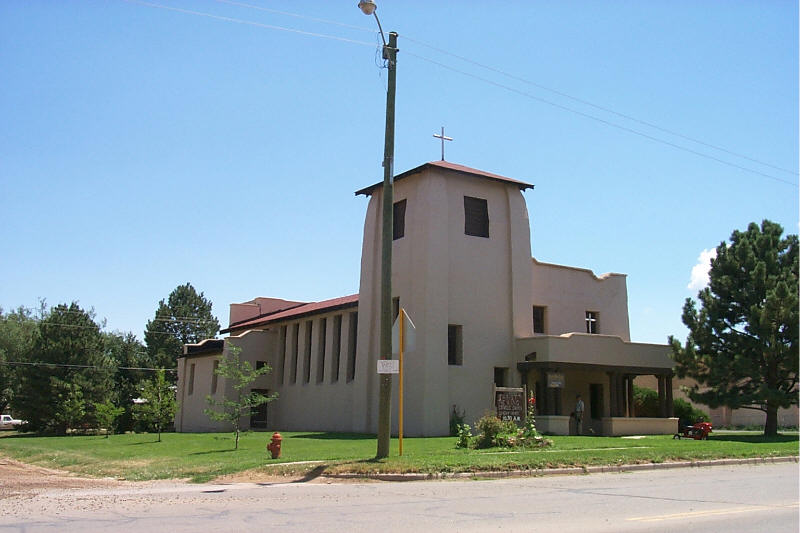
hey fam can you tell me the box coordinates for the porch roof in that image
[517,360,673,377]
[515,333,673,376]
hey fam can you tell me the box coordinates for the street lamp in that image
[358,0,397,460]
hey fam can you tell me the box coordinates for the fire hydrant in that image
[267,432,283,459]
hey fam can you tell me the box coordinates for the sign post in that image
[391,309,415,456]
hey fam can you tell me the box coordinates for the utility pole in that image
[376,30,398,459]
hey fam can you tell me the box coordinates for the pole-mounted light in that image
[357,0,397,460]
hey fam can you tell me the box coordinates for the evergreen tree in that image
[0,306,39,415]
[103,331,149,432]
[670,220,798,436]
[145,283,220,376]
[16,303,114,433]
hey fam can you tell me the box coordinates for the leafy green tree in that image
[145,283,220,375]
[94,399,124,438]
[204,346,277,450]
[15,303,114,433]
[671,220,798,436]
[135,369,177,442]
[0,306,39,414]
[103,331,149,432]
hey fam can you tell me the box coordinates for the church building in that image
[175,161,677,436]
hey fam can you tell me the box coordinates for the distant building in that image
[175,161,679,436]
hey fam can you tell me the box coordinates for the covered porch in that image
[515,333,678,436]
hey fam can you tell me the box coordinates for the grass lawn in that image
[0,430,796,483]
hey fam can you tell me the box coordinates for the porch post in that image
[657,375,667,418]
[608,372,618,417]
[626,375,635,417]
[666,375,674,417]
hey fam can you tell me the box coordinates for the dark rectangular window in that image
[304,320,313,384]
[448,324,463,365]
[585,311,598,334]
[250,389,270,429]
[494,367,508,387]
[188,363,195,395]
[291,323,300,384]
[532,306,546,334]
[464,196,489,237]
[278,325,287,385]
[347,312,358,382]
[331,314,342,383]
[316,318,327,383]
[256,361,268,371]
[211,360,219,394]
[393,199,406,240]
[392,297,400,321]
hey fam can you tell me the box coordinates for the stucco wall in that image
[530,259,630,340]
[357,166,534,435]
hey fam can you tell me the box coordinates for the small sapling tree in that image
[135,370,177,442]
[204,346,277,450]
[94,400,124,438]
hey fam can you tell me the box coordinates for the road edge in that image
[323,455,799,482]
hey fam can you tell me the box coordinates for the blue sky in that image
[1,1,797,345]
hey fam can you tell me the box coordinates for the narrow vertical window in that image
[188,363,196,395]
[316,318,327,383]
[532,306,546,334]
[304,320,313,384]
[291,323,300,384]
[392,297,400,321]
[346,312,358,382]
[331,314,342,383]
[211,360,219,394]
[464,196,489,237]
[393,199,406,240]
[494,367,508,387]
[278,325,287,385]
[585,311,598,334]
[448,324,463,365]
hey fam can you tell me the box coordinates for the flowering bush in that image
[455,423,472,448]
[455,398,552,450]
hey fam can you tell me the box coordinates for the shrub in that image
[455,423,472,449]
[674,398,709,427]
[474,414,517,449]
[634,386,710,426]
[633,385,659,417]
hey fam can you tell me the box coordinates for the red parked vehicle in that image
[674,421,713,440]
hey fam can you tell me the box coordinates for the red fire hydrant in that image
[267,432,283,459]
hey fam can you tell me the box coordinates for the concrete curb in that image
[323,455,799,482]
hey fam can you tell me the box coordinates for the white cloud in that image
[687,248,717,290]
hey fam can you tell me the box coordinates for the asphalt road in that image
[1,462,797,533]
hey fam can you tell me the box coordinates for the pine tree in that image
[670,220,798,436]
[144,283,220,376]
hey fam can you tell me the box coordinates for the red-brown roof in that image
[222,294,359,333]
[355,161,534,196]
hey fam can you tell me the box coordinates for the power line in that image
[0,361,176,373]
[208,0,798,178]
[400,35,799,178]
[212,0,377,34]
[123,0,375,47]
[121,0,797,186]
[403,50,798,187]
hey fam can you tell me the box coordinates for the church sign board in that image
[493,386,525,424]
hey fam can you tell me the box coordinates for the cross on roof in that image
[432,126,453,161]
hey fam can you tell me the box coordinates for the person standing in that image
[574,394,585,435]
